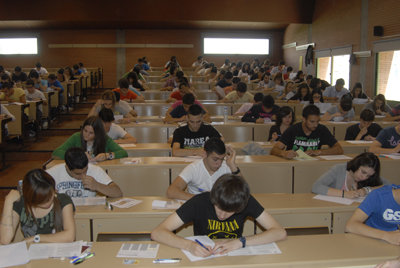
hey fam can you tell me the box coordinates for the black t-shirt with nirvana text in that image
[176,192,264,239]
[279,122,337,151]
[171,123,221,149]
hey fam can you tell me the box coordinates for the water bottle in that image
[189,75,193,84]
[223,106,228,123]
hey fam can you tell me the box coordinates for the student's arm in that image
[115,133,137,144]
[25,204,75,243]
[345,208,400,245]
[321,112,334,121]
[164,107,186,123]
[306,141,343,156]
[171,142,206,157]
[213,211,286,254]
[151,212,212,257]
[52,133,80,159]
[369,140,400,154]
[241,107,258,123]
[166,177,194,200]
[131,95,145,103]
[81,176,122,198]
[19,94,26,104]
[0,190,20,245]
[106,138,128,158]
[225,145,240,175]
[88,99,102,117]
[270,141,297,159]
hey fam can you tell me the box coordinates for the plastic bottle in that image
[224,106,228,123]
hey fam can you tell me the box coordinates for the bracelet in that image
[232,167,241,175]
[342,190,344,198]
[363,186,372,194]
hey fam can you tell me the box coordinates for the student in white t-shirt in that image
[98,107,137,144]
[166,138,240,200]
[46,147,122,198]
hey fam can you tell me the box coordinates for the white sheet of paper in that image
[152,200,183,210]
[318,155,352,160]
[156,157,198,162]
[346,140,373,144]
[182,236,220,262]
[381,153,400,160]
[72,196,106,206]
[118,144,137,148]
[313,195,354,205]
[0,241,30,267]
[116,243,159,258]
[120,157,141,164]
[28,241,83,260]
[110,198,142,208]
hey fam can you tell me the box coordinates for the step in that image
[4,151,52,161]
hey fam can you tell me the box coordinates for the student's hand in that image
[283,150,297,159]
[255,118,264,124]
[305,150,321,156]
[24,236,35,244]
[81,175,98,191]
[383,231,400,246]
[376,109,383,115]
[359,127,368,136]
[93,153,107,162]
[212,239,242,255]
[188,241,213,257]
[5,190,20,204]
[344,190,364,199]
[271,132,279,141]
[364,135,375,141]
[332,112,343,118]
[375,257,400,268]
[225,145,236,167]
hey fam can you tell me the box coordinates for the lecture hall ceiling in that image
[0,0,315,31]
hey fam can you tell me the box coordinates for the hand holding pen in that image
[187,239,213,257]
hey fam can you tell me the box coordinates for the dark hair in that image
[204,137,226,155]
[372,94,388,112]
[293,83,310,101]
[118,78,130,89]
[23,169,63,233]
[79,62,84,67]
[273,73,283,85]
[57,68,64,75]
[309,78,321,90]
[29,71,39,79]
[25,79,34,87]
[113,91,121,102]
[179,82,189,89]
[224,72,233,80]
[211,67,218,73]
[65,147,89,170]
[306,75,313,80]
[276,106,295,127]
[210,174,250,213]
[351,82,364,98]
[101,90,116,107]
[340,95,353,112]
[197,55,203,60]
[73,64,79,70]
[0,74,10,81]
[98,108,115,122]
[360,108,375,122]
[279,60,285,66]
[81,116,107,156]
[254,92,264,102]
[35,62,42,68]
[295,71,304,80]
[236,82,247,93]
[310,89,324,104]
[262,95,274,108]
[224,58,230,65]
[182,93,195,105]
[346,152,382,188]
[176,71,184,79]
[15,66,22,72]
[336,78,345,86]
[302,104,320,118]
[188,104,203,116]
[241,63,250,73]
[1,82,12,89]
[232,77,241,84]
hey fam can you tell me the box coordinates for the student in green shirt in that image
[52,116,127,161]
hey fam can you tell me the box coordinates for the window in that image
[317,57,331,83]
[203,38,269,55]
[0,38,38,55]
[376,50,400,101]
[316,54,350,87]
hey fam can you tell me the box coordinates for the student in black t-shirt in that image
[151,174,286,257]
[242,94,280,123]
[164,93,211,123]
[171,104,222,157]
[345,109,382,141]
[213,71,233,99]
[268,106,295,141]
[271,104,343,159]
[11,66,28,83]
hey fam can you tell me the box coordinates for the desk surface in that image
[16,234,399,267]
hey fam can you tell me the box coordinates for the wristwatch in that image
[232,167,241,175]
[33,234,40,243]
[239,236,246,248]
[107,152,114,160]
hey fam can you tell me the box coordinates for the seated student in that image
[257,72,273,90]
[270,104,343,159]
[192,55,207,69]
[205,66,218,83]
[0,82,26,103]
[323,78,349,101]
[24,79,47,124]
[35,62,48,78]
[160,65,178,91]
[268,106,295,142]
[171,105,222,157]
[234,92,264,116]
[78,62,87,74]
[56,68,66,83]
[213,71,233,99]
[305,75,313,86]
[127,71,146,92]
[153,174,287,257]
[288,83,311,103]
[113,78,144,103]
[345,183,400,245]
[47,74,64,107]
[220,82,254,104]
[164,93,211,123]
[0,169,75,245]
[350,82,368,99]
[222,76,240,96]
[267,72,285,93]
[88,90,137,123]
[99,108,137,144]
[368,122,400,154]
[309,88,324,104]
[220,58,231,70]
[321,95,355,121]
[363,94,391,117]
[0,66,11,78]
[242,95,280,123]
[386,103,400,122]
[167,138,239,200]
[0,104,16,136]
[283,66,293,80]
[29,71,48,92]
[167,83,193,103]
[293,70,305,84]
[47,147,122,198]
[73,64,82,76]
[11,66,28,83]
[276,80,296,100]
[345,109,382,141]
[312,152,390,198]
[52,116,128,161]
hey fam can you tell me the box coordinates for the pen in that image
[197,187,205,192]
[153,258,181,264]
[195,239,210,252]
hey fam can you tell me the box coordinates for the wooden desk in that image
[16,234,399,267]
[4,103,29,136]
[27,100,43,121]
[120,143,171,157]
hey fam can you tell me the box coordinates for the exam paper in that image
[156,157,198,162]
[116,243,159,258]
[294,150,318,161]
[346,140,373,144]
[0,241,30,267]
[118,143,137,148]
[72,196,106,206]
[152,200,184,210]
[120,157,141,164]
[318,155,352,160]
[110,198,142,208]
[313,195,354,205]
[380,153,400,160]
[28,241,83,260]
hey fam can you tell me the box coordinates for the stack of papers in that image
[152,200,184,210]
[72,196,106,206]
[318,155,352,160]
[28,241,83,260]
[116,243,159,258]
[0,241,29,267]
[313,195,364,205]
[182,236,281,262]
[110,198,142,208]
